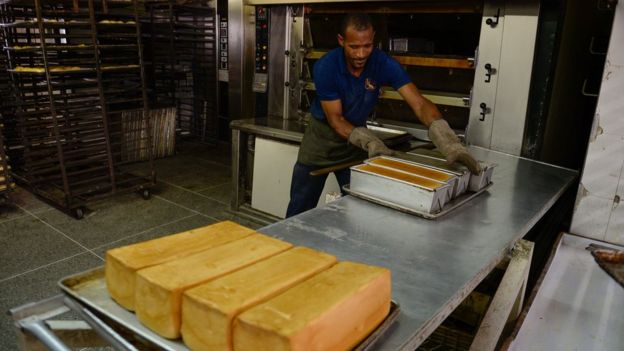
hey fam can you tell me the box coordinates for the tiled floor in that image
[0,141,263,350]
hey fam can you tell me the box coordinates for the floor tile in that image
[153,182,227,218]
[0,187,55,223]
[198,182,231,205]
[0,216,86,281]
[0,202,26,223]
[176,140,232,166]
[155,157,231,191]
[153,183,264,229]
[9,186,55,214]
[0,252,103,351]
[35,191,193,249]
[92,214,218,258]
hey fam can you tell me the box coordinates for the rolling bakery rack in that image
[0,121,15,202]
[0,0,155,218]
[143,0,218,142]
[0,38,15,202]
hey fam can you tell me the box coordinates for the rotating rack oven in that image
[0,0,155,219]
[143,0,218,143]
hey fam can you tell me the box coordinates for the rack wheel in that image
[141,189,151,200]
[73,207,85,219]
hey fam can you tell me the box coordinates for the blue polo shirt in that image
[310,47,411,127]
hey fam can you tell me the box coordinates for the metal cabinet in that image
[571,0,624,245]
[467,0,540,155]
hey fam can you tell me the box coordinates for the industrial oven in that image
[227,0,540,219]
[228,0,539,151]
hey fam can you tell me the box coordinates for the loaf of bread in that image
[135,234,292,339]
[356,164,444,189]
[233,261,391,351]
[181,246,337,351]
[106,221,255,310]
[369,157,455,183]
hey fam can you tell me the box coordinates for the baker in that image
[286,13,480,217]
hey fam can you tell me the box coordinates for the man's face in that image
[338,26,375,72]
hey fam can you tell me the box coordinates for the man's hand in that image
[348,127,395,158]
[428,119,481,174]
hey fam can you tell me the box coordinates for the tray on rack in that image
[343,182,492,220]
[59,266,400,351]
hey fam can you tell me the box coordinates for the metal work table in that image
[257,146,578,350]
[511,233,624,350]
[230,117,306,143]
[230,118,306,214]
[230,117,426,217]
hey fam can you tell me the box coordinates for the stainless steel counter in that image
[230,118,306,213]
[230,118,306,143]
[510,234,624,351]
[257,146,578,350]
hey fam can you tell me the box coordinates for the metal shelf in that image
[305,50,474,69]
[0,0,155,218]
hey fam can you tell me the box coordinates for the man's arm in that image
[396,82,441,127]
[396,82,482,174]
[320,99,394,158]
[321,99,353,140]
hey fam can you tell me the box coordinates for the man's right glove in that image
[348,127,395,158]
[428,119,482,174]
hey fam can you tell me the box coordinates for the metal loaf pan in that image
[469,162,496,192]
[350,164,451,213]
[365,156,456,201]
[369,155,468,198]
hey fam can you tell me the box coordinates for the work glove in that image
[348,127,395,158]
[428,119,482,174]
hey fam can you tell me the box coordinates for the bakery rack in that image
[143,0,218,142]
[0,22,16,202]
[0,0,155,218]
[0,122,15,202]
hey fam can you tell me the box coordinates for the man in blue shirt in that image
[286,13,480,217]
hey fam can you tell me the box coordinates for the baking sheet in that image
[343,182,492,220]
[59,266,400,351]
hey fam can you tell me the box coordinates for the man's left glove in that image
[428,119,481,174]
[348,127,395,158]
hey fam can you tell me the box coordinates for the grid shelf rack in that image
[143,0,217,142]
[0,29,15,202]
[0,0,155,218]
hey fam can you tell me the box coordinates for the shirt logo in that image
[364,78,377,91]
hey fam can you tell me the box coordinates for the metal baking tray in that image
[59,267,400,351]
[398,153,496,195]
[366,156,463,199]
[344,182,492,220]
[351,164,452,213]
[469,162,496,192]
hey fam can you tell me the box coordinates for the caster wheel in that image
[73,207,84,219]
[141,189,151,200]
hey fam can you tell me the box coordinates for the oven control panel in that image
[253,6,269,93]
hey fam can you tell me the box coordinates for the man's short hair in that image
[340,13,373,36]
